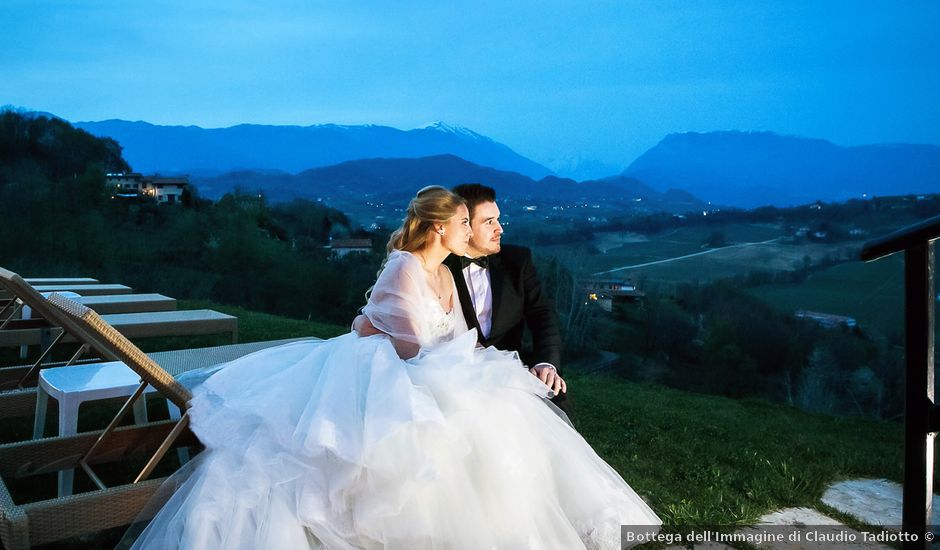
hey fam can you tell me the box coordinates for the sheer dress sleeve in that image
[362,251,433,355]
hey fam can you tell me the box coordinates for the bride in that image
[128,186,661,549]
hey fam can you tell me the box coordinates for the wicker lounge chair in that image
[3,293,177,364]
[0,293,195,549]
[0,309,238,353]
[69,294,177,315]
[12,293,177,317]
[0,294,314,549]
[0,268,236,387]
[0,284,132,301]
[23,278,99,286]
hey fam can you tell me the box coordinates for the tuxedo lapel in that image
[445,256,483,340]
[487,253,505,341]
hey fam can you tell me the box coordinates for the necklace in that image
[414,252,444,301]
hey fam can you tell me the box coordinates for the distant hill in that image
[192,154,703,213]
[74,119,553,180]
[623,131,940,208]
[0,109,128,182]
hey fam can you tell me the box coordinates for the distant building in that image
[106,173,189,204]
[582,278,644,312]
[329,238,373,258]
[795,310,857,329]
[107,172,144,196]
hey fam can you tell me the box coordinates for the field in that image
[534,223,854,284]
[747,255,907,338]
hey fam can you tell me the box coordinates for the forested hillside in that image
[0,110,375,324]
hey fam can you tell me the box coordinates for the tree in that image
[703,231,726,248]
[796,347,837,413]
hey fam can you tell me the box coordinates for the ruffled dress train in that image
[129,251,660,549]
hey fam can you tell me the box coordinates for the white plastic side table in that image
[35,361,185,497]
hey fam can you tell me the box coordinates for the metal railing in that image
[862,213,940,548]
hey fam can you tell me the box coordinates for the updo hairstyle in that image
[385,185,466,254]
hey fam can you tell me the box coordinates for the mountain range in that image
[69,114,940,209]
[193,154,702,214]
[624,131,940,208]
[75,119,552,180]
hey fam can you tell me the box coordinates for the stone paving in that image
[736,507,892,550]
[822,478,940,528]
[662,478,931,549]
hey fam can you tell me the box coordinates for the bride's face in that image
[439,204,472,256]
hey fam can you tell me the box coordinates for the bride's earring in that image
[438,229,445,235]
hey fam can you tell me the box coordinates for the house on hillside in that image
[795,310,857,329]
[106,173,189,204]
[329,238,373,258]
[107,172,145,196]
[582,278,644,312]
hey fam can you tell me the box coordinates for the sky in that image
[3,0,939,176]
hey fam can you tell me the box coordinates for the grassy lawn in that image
[567,373,905,526]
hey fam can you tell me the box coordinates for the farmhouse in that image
[794,310,857,329]
[582,278,644,312]
[106,173,189,204]
[329,238,373,258]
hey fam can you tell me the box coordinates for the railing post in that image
[903,242,935,548]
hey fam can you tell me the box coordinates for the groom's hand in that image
[529,364,566,396]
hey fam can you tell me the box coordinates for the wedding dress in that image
[128,251,661,549]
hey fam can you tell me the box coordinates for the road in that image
[592,237,782,276]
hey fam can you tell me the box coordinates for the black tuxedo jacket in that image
[445,244,563,373]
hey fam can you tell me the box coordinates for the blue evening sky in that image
[2,1,938,173]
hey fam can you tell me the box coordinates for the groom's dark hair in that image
[452,183,496,219]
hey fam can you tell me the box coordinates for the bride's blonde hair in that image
[362,186,466,305]
[385,185,466,254]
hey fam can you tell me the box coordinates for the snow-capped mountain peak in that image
[418,121,487,141]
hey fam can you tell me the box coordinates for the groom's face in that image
[468,200,503,257]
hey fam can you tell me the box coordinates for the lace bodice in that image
[425,299,458,346]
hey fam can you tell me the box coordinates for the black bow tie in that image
[460,255,489,269]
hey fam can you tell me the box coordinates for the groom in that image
[446,184,569,413]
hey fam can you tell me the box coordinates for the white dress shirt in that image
[461,258,556,373]
[461,262,493,339]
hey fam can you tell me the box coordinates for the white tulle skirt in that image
[129,330,661,549]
